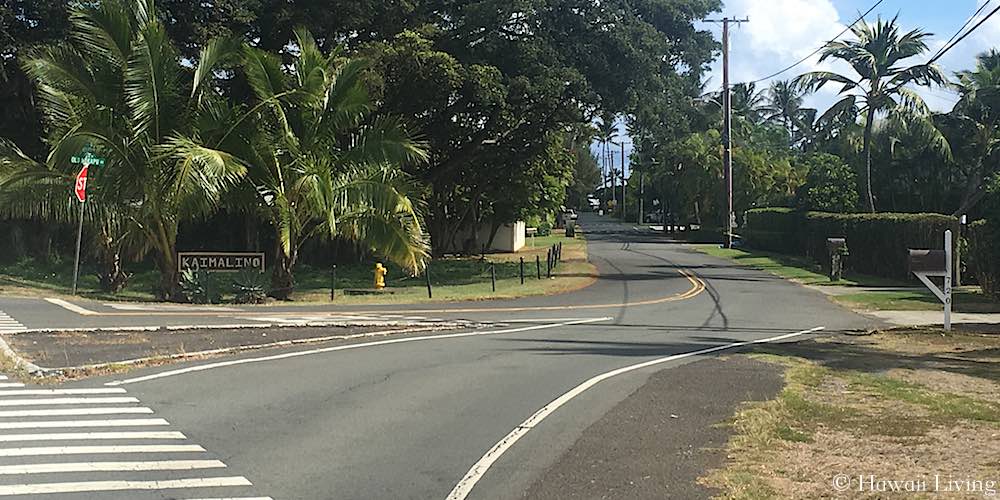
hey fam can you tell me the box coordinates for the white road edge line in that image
[445,326,826,500]
[107,317,614,386]
[43,298,98,316]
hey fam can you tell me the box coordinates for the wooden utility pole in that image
[707,16,748,248]
[620,141,626,219]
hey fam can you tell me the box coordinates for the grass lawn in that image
[835,288,1000,313]
[692,244,903,287]
[702,329,1000,499]
[689,243,1000,312]
[0,233,596,304]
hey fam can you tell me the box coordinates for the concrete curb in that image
[9,320,485,336]
[0,331,52,376]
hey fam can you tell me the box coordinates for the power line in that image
[741,0,887,85]
[928,1,1000,65]
[930,0,994,61]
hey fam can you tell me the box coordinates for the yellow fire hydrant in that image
[374,263,387,290]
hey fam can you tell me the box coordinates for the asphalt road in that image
[0,213,877,499]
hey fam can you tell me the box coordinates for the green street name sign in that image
[70,151,106,166]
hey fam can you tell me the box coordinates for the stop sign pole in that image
[70,149,106,296]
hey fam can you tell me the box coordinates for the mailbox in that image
[826,238,847,255]
[908,249,947,275]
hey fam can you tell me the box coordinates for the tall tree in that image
[951,49,1000,215]
[596,115,618,199]
[11,0,249,298]
[761,80,815,145]
[239,29,429,298]
[796,16,947,212]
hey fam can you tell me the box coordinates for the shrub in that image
[795,153,858,212]
[179,267,221,304]
[744,208,959,280]
[968,220,1000,299]
[232,267,267,304]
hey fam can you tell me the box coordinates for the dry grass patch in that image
[702,337,1000,500]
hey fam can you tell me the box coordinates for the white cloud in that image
[703,0,1000,113]
[704,0,845,88]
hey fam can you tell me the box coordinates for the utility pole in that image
[621,141,626,219]
[638,170,644,225]
[706,16,748,248]
[610,152,616,209]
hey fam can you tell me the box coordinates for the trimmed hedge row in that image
[968,220,1000,299]
[743,208,959,280]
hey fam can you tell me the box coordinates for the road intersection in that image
[0,214,876,498]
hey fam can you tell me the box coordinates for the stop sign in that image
[74,165,89,203]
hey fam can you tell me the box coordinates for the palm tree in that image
[730,82,766,124]
[762,80,816,145]
[951,49,1000,215]
[0,140,142,292]
[796,16,947,212]
[239,29,429,299]
[8,0,247,298]
[596,115,618,205]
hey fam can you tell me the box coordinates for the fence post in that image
[536,255,541,279]
[330,264,337,300]
[520,257,525,285]
[490,262,496,292]
[546,249,552,278]
[558,242,563,262]
[425,263,433,299]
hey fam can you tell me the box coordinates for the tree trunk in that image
[155,255,179,301]
[861,106,877,213]
[270,242,297,300]
[97,245,130,293]
[152,219,180,301]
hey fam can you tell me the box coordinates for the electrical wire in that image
[928,1,1000,65]
[930,0,994,61]
[740,0,887,85]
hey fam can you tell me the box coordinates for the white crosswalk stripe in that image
[0,311,25,334]
[0,375,267,498]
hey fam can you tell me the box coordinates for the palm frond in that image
[192,36,243,100]
[125,21,180,142]
[70,0,133,69]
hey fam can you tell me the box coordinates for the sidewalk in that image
[805,284,1000,328]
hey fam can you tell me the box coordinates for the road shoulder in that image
[522,356,784,499]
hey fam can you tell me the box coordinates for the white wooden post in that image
[944,230,952,332]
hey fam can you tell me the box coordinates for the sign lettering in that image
[177,252,265,273]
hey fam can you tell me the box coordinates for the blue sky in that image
[598,0,1000,179]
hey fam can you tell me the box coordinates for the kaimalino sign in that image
[177,252,265,273]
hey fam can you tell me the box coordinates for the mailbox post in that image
[908,230,953,331]
[826,238,847,282]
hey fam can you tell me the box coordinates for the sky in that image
[597,0,1000,180]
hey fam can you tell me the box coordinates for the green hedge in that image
[968,220,1000,299]
[743,208,959,280]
